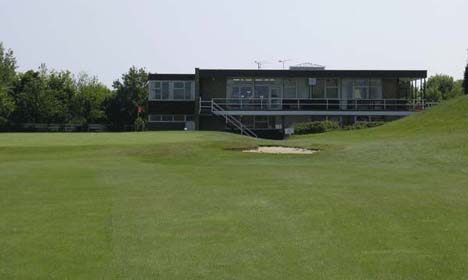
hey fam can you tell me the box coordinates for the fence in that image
[4,123,110,132]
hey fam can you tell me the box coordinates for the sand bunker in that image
[243,146,318,155]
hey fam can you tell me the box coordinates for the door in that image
[185,121,195,131]
[269,87,282,110]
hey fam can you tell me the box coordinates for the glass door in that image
[269,87,282,110]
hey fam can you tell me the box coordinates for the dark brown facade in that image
[147,68,428,139]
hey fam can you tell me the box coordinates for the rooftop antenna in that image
[278,59,292,69]
[254,60,268,69]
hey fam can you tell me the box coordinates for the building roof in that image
[197,69,427,79]
[148,69,428,80]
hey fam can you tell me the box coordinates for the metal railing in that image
[211,100,257,138]
[203,98,433,112]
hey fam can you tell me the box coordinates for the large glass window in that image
[351,79,382,99]
[173,82,185,100]
[227,79,254,99]
[155,82,162,99]
[341,79,354,99]
[311,79,326,98]
[284,79,297,98]
[342,79,383,100]
[254,80,275,98]
[148,80,194,100]
[353,79,368,99]
[310,79,339,99]
[325,79,339,99]
[227,78,282,100]
[369,79,382,99]
[162,82,170,99]
[230,87,241,98]
[184,81,193,100]
[240,86,253,98]
[149,81,161,100]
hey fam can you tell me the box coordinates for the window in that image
[227,78,254,99]
[155,82,162,99]
[254,80,275,98]
[241,116,277,129]
[148,80,194,100]
[231,87,241,98]
[325,79,339,99]
[240,86,253,98]
[149,81,161,100]
[148,115,194,123]
[254,85,269,98]
[161,115,173,122]
[351,79,382,99]
[185,81,193,100]
[369,79,382,99]
[149,115,162,122]
[173,82,185,100]
[162,82,170,99]
[173,115,185,121]
[284,79,297,98]
[311,79,325,98]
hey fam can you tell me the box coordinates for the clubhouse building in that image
[147,65,428,139]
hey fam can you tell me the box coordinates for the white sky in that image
[1,0,467,86]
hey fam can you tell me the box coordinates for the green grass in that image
[1,96,468,279]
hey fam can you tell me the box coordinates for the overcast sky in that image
[1,0,467,86]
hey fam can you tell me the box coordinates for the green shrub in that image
[293,121,339,135]
[344,121,384,130]
[134,117,146,131]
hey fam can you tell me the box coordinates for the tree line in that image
[0,42,467,131]
[0,42,148,131]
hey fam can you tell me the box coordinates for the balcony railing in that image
[206,98,433,112]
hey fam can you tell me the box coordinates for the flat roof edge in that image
[198,69,427,78]
[148,73,195,80]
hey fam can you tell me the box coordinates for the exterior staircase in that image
[199,99,258,138]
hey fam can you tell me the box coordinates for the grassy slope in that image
[1,96,468,279]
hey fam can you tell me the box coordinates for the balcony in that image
[211,98,433,111]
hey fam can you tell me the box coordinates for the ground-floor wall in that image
[148,101,196,115]
[283,115,402,127]
[147,122,187,130]
[148,113,405,139]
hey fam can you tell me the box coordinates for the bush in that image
[293,121,339,135]
[344,121,384,130]
[134,117,146,131]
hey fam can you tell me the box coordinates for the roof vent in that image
[289,63,326,71]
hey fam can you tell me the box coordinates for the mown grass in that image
[1,96,468,279]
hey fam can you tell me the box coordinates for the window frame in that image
[148,80,195,101]
[148,114,195,123]
[284,79,298,99]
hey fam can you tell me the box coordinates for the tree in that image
[0,85,15,126]
[107,66,148,130]
[11,70,49,123]
[44,69,76,123]
[464,63,468,95]
[426,74,463,102]
[0,43,17,87]
[71,73,111,125]
[0,43,17,126]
